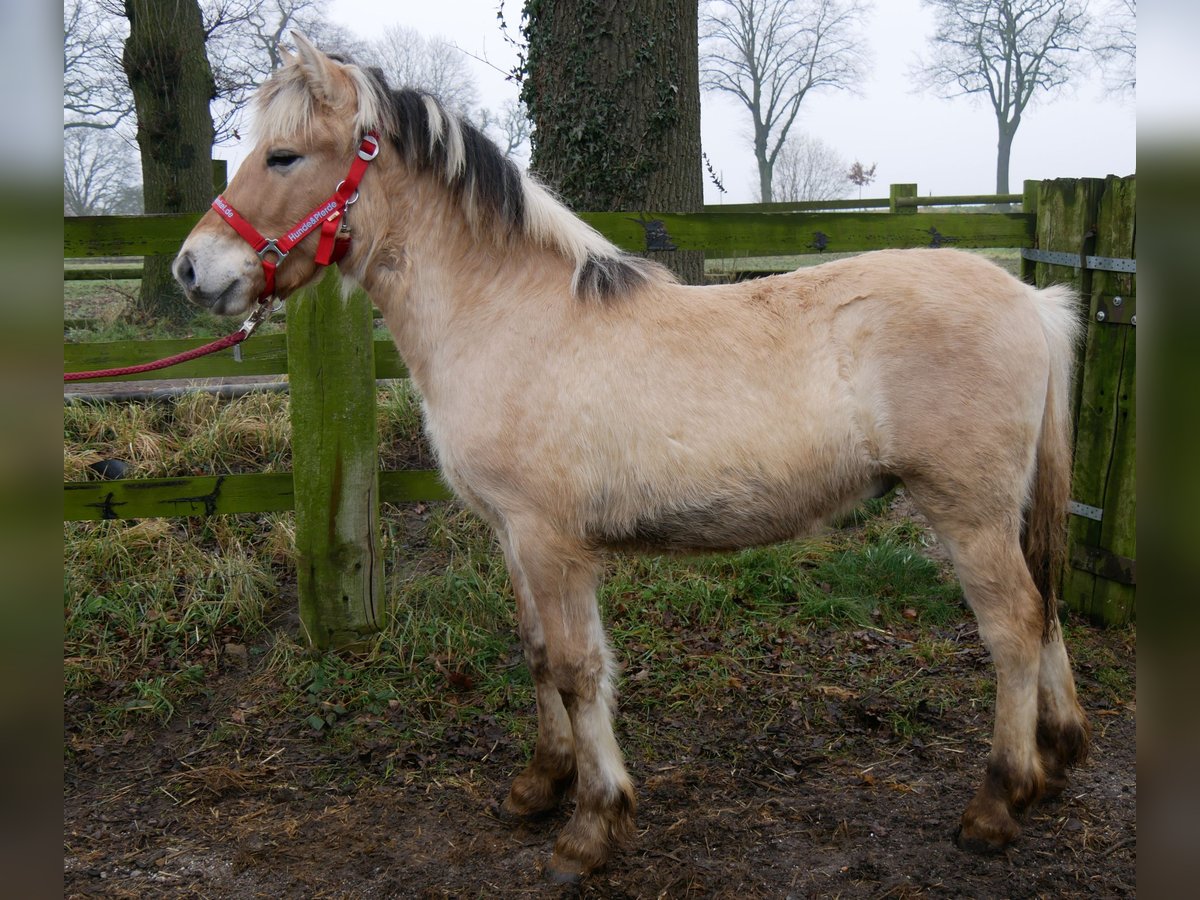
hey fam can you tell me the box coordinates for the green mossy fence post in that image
[1020,180,1039,283]
[287,267,384,649]
[889,183,917,214]
[1031,177,1136,625]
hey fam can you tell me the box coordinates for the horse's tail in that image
[1023,283,1081,639]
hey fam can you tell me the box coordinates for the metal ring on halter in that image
[258,239,289,262]
[358,133,380,161]
[335,180,360,205]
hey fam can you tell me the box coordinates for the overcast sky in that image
[315,0,1137,204]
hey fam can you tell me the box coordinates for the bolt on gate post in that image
[287,267,384,648]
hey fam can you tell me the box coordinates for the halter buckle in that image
[357,133,380,161]
[258,239,288,263]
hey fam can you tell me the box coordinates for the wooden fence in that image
[63,178,1135,645]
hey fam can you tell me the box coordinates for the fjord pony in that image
[174,35,1089,880]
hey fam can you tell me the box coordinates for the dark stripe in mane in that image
[364,70,525,233]
[578,253,660,299]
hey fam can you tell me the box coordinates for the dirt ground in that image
[64,608,1135,899]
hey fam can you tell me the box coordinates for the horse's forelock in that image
[252,51,392,149]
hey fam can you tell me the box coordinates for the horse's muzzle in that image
[171,235,259,316]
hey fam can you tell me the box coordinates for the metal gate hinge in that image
[1068,500,1103,521]
[1021,248,1137,274]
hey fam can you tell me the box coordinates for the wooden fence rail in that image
[63,179,1135,644]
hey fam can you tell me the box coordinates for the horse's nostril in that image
[176,252,197,289]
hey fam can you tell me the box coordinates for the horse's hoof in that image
[545,859,584,885]
[954,815,1019,854]
[497,797,527,823]
[1038,771,1069,804]
[504,768,574,820]
[501,790,561,821]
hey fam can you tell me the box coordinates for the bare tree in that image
[846,159,877,199]
[202,0,367,142]
[63,128,142,215]
[701,0,871,203]
[764,133,848,202]
[64,0,359,143]
[912,0,1093,194]
[1092,0,1135,96]
[361,26,480,115]
[476,100,532,162]
[64,0,134,130]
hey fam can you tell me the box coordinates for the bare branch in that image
[63,0,134,129]
[764,133,849,202]
[63,124,142,215]
[1091,0,1135,95]
[359,25,481,115]
[910,0,1093,192]
[700,0,872,202]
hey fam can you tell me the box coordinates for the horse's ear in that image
[288,31,352,106]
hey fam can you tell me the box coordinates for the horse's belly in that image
[586,474,891,554]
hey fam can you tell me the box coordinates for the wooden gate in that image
[1023,176,1136,625]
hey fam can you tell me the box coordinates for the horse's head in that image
[174,33,388,316]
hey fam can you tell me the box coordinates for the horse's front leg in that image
[503,576,577,816]
[501,526,635,880]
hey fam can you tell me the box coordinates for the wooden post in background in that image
[212,159,228,194]
[1031,176,1136,625]
[1020,180,1039,284]
[287,268,384,649]
[889,183,918,214]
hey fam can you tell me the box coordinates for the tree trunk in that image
[757,155,773,203]
[522,0,705,284]
[995,121,1016,195]
[753,119,773,202]
[123,0,216,322]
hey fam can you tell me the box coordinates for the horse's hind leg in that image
[1037,616,1090,799]
[909,497,1047,851]
[500,525,635,879]
[951,525,1047,849]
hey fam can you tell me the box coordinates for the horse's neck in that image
[356,190,569,396]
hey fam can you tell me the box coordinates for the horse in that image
[174,33,1090,881]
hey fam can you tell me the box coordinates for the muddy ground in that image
[64,609,1135,899]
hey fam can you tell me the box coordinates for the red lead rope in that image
[65,133,382,384]
[65,331,250,384]
[64,300,279,383]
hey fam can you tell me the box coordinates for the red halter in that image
[62,133,382,383]
[212,131,381,301]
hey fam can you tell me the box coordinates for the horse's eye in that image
[267,152,301,169]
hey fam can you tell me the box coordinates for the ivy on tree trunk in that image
[122,0,216,322]
[521,0,705,284]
